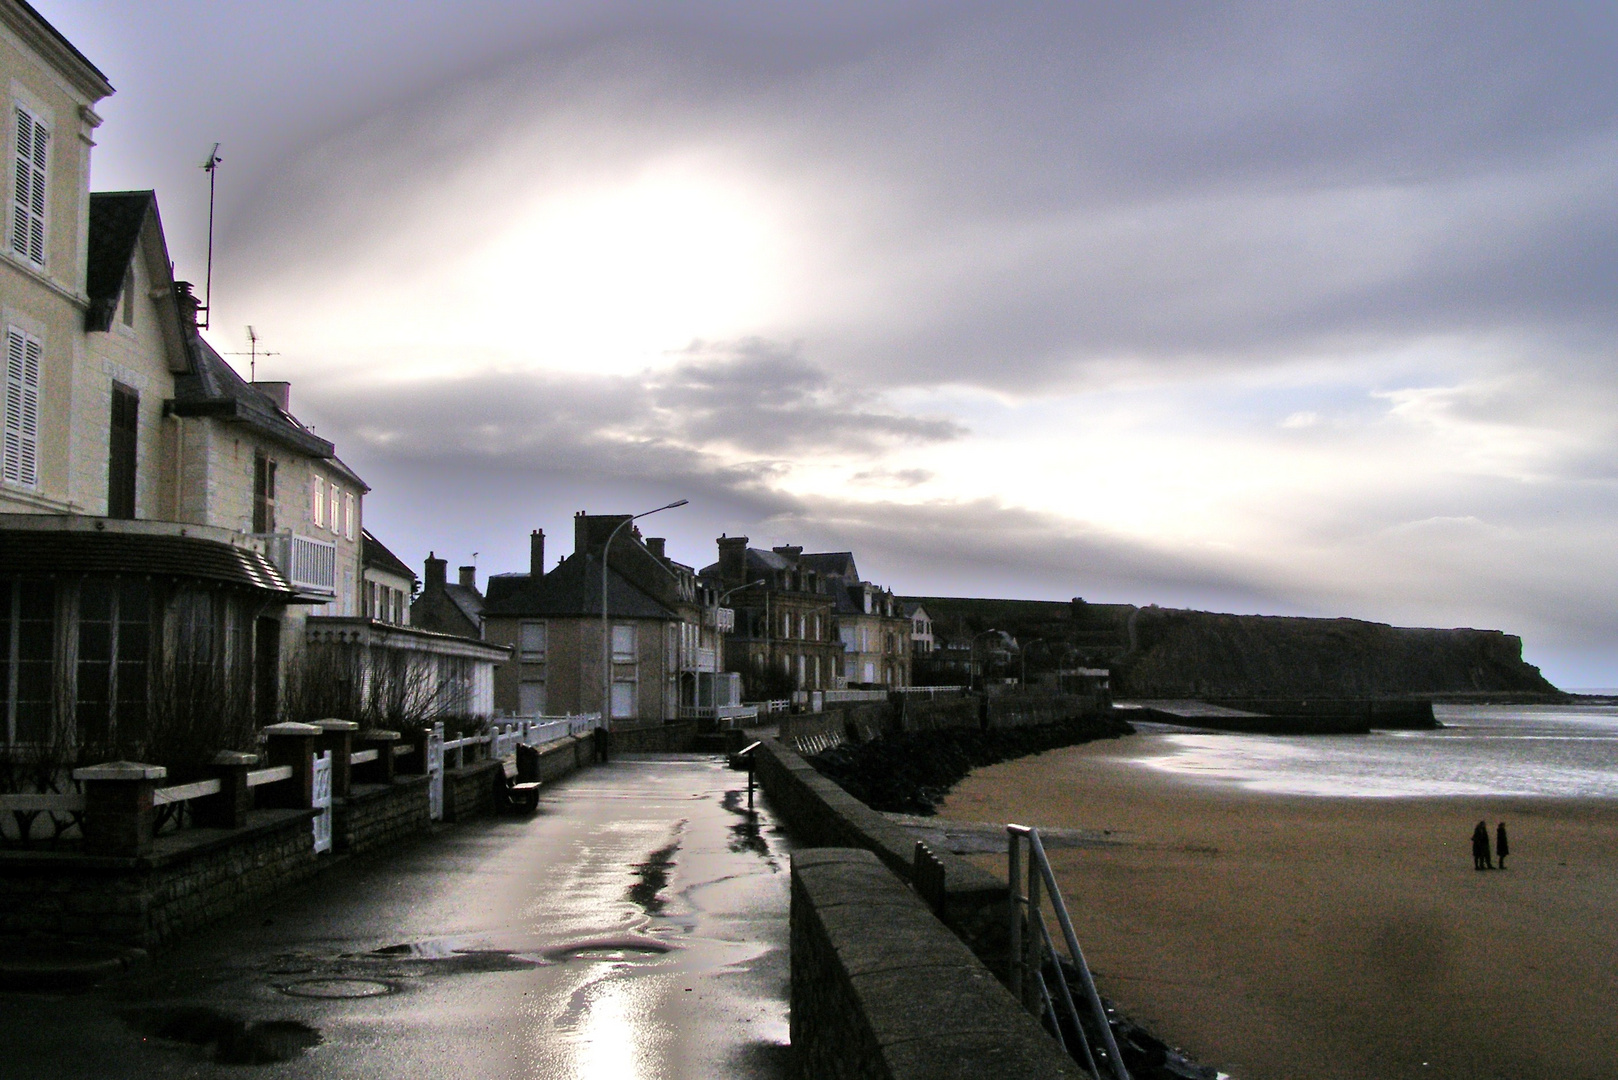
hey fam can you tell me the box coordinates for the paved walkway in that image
[0,755,795,1079]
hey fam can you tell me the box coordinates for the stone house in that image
[704,538,842,697]
[481,516,731,725]
[903,601,934,657]
[360,528,415,626]
[411,552,486,641]
[800,552,912,688]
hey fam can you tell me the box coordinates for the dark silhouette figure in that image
[1472,820,1493,870]
[593,724,611,764]
[1496,821,1509,869]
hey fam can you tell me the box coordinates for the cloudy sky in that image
[44,2,1618,685]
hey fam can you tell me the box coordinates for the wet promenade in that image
[0,754,795,1079]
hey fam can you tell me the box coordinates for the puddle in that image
[542,935,673,964]
[721,789,772,859]
[280,977,396,999]
[124,1005,322,1064]
[628,829,684,914]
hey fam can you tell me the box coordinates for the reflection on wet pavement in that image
[0,755,796,1080]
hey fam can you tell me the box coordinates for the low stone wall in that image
[336,776,432,854]
[985,689,1107,728]
[0,808,319,948]
[753,736,1009,965]
[792,848,1080,1079]
[442,759,503,823]
[531,734,595,781]
[611,719,700,753]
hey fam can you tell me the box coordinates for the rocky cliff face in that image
[1113,608,1559,698]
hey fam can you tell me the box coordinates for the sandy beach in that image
[938,733,1618,1080]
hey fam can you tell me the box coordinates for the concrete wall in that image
[791,848,1081,1079]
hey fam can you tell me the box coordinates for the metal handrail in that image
[1007,823,1130,1080]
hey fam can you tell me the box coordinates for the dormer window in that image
[11,106,47,267]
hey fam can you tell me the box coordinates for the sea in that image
[1133,700,1618,799]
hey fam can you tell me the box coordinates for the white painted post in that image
[311,750,333,854]
[427,722,445,821]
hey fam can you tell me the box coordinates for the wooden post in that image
[196,750,258,829]
[73,761,166,857]
[261,721,321,808]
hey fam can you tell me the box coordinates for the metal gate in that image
[312,750,333,854]
[427,722,444,821]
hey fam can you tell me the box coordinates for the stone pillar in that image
[195,750,259,829]
[314,718,359,798]
[355,729,401,785]
[261,721,321,808]
[395,726,431,776]
[73,761,167,857]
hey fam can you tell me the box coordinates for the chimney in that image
[645,537,666,561]
[458,565,477,589]
[251,381,291,413]
[717,535,749,585]
[425,553,447,591]
[530,529,545,578]
[173,281,201,329]
[772,544,803,562]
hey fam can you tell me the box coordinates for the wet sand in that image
[938,734,1618,1080]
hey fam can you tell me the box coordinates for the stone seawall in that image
[337,776,432,854]
[754,736,1009,966]
[791,847,1080,1079]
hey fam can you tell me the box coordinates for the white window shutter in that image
[3,327,40,486]
[312,476,323,527]
[11,109,46,266]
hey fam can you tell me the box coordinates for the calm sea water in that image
[1135,704,1618,798]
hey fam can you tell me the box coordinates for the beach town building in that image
[903,601,934,657]
[703,537,842,699]
[480,515,735,726]
[412,554,487,640]
[799,552,912,688]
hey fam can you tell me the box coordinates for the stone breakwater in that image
[806,713,1135,815]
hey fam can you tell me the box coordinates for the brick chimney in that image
[530,530,545,577]
[717,534,749,586]
[458,566,477,589]
[251,380,291,413]
[772,544,803,563]
[424,553,446,591]
[645,537,666,561]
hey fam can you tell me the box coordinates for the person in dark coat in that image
[1472,820,1492,870]
[1496,821,1509,869]
[593,723,610,764]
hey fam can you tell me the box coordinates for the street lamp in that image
[970,628,1001,692]
[601,499,687,730]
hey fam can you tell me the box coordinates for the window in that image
[252,453,276,533]
[797,613,806,639]
[519,621,547,660]
[782,612,791,638]
[610,680,635,719]
[11,107,47,266]
[2,327,41,487]
[107,384,138,519]
[329,484,340,534]
[344,492,356,540]
[518,681,546,716]
[74,578,151,749]
[840,626,855,651]
[1,579,54,745]
[312,476,324,528]
[611,623,636,662]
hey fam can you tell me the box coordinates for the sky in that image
[41,2,1618,686]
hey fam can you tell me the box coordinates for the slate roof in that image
[361,529,416,583]
[85,192,163,332]
[800,551,859,581]
[483,552,675,620]
[441,583,486,626]
[171,331,335,459]
[0,530,293,596]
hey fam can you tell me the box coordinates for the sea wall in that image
[1116,608,1561,699]
[791,847,1081,1079]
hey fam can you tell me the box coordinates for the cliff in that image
[1112,608,1561,699]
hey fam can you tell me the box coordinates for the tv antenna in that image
[223,325,279,382]
[200,143,222,329]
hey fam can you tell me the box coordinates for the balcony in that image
[681,646,718,672]
[256,531,337,595]
[704,606,735,632]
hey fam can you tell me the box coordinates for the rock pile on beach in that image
[806,713,1133,815]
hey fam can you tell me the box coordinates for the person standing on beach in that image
[1496,821,1509,869]
[1472,820,1492,870]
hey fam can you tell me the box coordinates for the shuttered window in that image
[11,107,46,266]
[106,383,138,519]
[329,483,339,534]
[3,327,41,487]
[312,476,324,527]
[344,491,355,540]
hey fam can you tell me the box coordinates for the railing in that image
[704,606,735,632]
[682,646,717,671]
[255,531,338,594]
[895,685,968,697]
[748,699,792,716]
[822,688,889,704]
[1007,824,1130,1080]
[677,703,760,727]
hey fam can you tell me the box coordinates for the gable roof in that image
[362,529,416,583]
[4,1,113,99]
[800,551,859,581]
[483,552,676,620]
[441,582,485,626]
[85,192,155,331]
[170,330,335,459]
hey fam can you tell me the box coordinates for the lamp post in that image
[970,628,1001,692]
[708,579,765,718]
[601,499,687,731]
